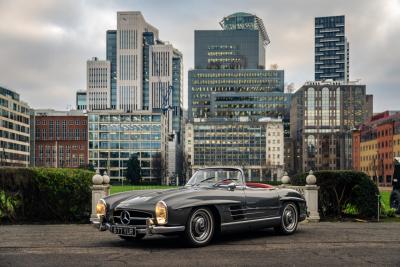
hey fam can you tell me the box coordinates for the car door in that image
[243,187,280,219]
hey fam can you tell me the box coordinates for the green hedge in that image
[292,171,379,219]
[0,168,93,223]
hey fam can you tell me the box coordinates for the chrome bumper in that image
[92,218,185,235]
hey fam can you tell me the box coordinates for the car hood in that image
[105,186,213,212]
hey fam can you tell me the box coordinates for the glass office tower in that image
[315,15,349,82]
[88,111,162,181]
[106,30,117,109]
[187,13,287,180]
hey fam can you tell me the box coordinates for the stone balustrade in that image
[90,169,110,223]
[280,171,320,222]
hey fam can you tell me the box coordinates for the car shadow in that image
[102,227,304,249]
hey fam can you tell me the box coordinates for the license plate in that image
[110,225,136,236]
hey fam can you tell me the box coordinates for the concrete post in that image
[90,170,110,223]
[304,170,320,222]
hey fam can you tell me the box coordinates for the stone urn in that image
[102,171,110,184]
[306,170,317,185]
[92,169,103,185]
[281,172,290,185]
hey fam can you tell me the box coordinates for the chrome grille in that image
[113,210,152,226]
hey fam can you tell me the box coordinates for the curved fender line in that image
[279,196,306,203]
[175,200,242,210]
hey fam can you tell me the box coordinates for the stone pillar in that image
[90,170,110,223]
[304,170,320,222]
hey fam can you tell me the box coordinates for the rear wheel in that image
[183,207,215,247]
[390,191,400,214]
[274,202,299,235]
[119,234,145,241]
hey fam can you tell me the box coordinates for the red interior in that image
[245,182,274,189]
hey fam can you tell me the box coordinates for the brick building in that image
[352,111,400,186]
[30,110,88,168]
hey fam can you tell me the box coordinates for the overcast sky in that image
[0,0,399,112]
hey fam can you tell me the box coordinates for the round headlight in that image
[155,201,168,225]
[96,199,106,218]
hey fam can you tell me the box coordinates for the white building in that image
[116,11,159,112]
[87,58,111,110]
[0,86,30,167]
[264,118,284,179]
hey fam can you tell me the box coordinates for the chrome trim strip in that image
[221,216,281,226]
[148,225,185,234]
[113,216,149,220]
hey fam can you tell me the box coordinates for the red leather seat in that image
[246,182,274,189]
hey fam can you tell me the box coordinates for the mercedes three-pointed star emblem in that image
[120,210,130,225]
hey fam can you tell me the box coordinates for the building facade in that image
[30,109,88,168]
[315,15,349,82]
[291,80,372,172]
[76,90,87,110]
[352,111,400,186]
[88,111,163,181]
[84,11,183,182]
[187,12,289,179]
[106,30,117,109]
[0,86,30,167]
[185,118,284,181]
[87,57,111,111]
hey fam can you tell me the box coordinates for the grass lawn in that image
[380,191,390,208]
[110,185,177,195]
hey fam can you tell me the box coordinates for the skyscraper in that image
[85,11,183,182]
[106,30,117,109]
[315,15,349,82]
[187,13,288,180]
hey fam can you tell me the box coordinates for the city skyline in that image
[0,0,399,112]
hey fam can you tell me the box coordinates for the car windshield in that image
[186,168,243,187]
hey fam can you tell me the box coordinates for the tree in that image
[126,153,141,184]
[151,153,163,182]
[79,163,95,172]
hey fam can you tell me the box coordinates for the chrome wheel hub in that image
[282,204,297,232]
[190,209,212,243]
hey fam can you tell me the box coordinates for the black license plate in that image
[110,225,136,236]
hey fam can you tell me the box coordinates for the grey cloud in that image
[0,0,398,112]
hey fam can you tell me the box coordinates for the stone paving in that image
[0,222,400,266]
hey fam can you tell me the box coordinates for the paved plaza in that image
[1,222,400,266]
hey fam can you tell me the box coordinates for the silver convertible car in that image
[94,167,307,247]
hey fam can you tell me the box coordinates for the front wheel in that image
[183,207,215,247]
[274,202,299,235]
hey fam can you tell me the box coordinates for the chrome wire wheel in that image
[187,208,214,246]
